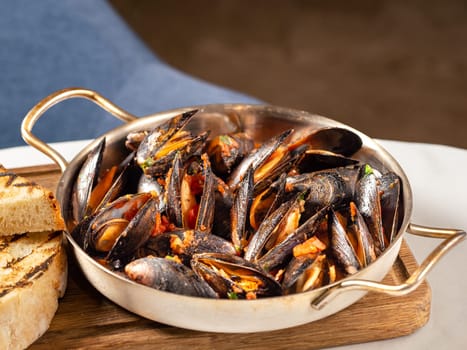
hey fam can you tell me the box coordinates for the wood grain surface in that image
[14,165,431,350]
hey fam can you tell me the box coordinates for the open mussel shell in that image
[206,132,255,177]
[56,103,411,333]
[291,126,363,157]
[191,252,283,299]
[82,192,153,254]
[283,253,332,293]
[296,149,360,174]
[71,137,105,223]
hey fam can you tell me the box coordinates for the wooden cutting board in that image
[15,165,431,350]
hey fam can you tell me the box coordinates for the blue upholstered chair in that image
[0,1,260,149]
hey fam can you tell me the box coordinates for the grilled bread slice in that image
[0,231,67,350]
[0,166,65,236]
[0,166,67,350]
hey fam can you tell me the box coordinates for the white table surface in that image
[1,139,466,349]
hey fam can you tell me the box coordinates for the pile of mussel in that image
[70,110,402,299]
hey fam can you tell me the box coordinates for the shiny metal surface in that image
[21,88,466,332]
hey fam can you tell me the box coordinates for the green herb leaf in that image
[364,164,374,176]
[142,157,154,170]
[219,135,232,145]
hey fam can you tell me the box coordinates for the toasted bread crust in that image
[0,167,65,236]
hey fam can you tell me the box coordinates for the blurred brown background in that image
[110,0,467,148]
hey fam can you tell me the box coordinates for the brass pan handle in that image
[21,87,137,173]
[311,223,466,309]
